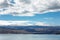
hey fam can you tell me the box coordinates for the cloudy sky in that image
[0,0,60,26]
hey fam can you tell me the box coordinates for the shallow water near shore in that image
[0,34,60,40]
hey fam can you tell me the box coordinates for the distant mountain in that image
[0,26,60,34]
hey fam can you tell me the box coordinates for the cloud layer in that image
[0,20,49,26]
[0,0,60,16]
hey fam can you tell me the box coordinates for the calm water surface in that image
[0,34,60,40]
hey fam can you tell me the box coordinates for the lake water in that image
[0,34,60,40]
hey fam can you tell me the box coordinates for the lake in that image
[0,34,60,40]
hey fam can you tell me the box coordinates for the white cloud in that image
[0,0,60,16]
[44,18,53,20]
[35,22,50,26]
[0,20,32,26]
[0,20,49,26]
[0,0,4,4]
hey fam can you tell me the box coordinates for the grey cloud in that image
[47,1,60,10]
[0,0,13,9]
[0,0,60,16]
[20,0,31,4]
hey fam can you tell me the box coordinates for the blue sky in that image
[0,11,60,26]
[0,0,60,26]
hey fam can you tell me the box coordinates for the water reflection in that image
[0,34,60,40]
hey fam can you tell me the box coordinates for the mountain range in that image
[0,26,60,34]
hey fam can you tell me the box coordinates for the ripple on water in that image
[0,34,60,40]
